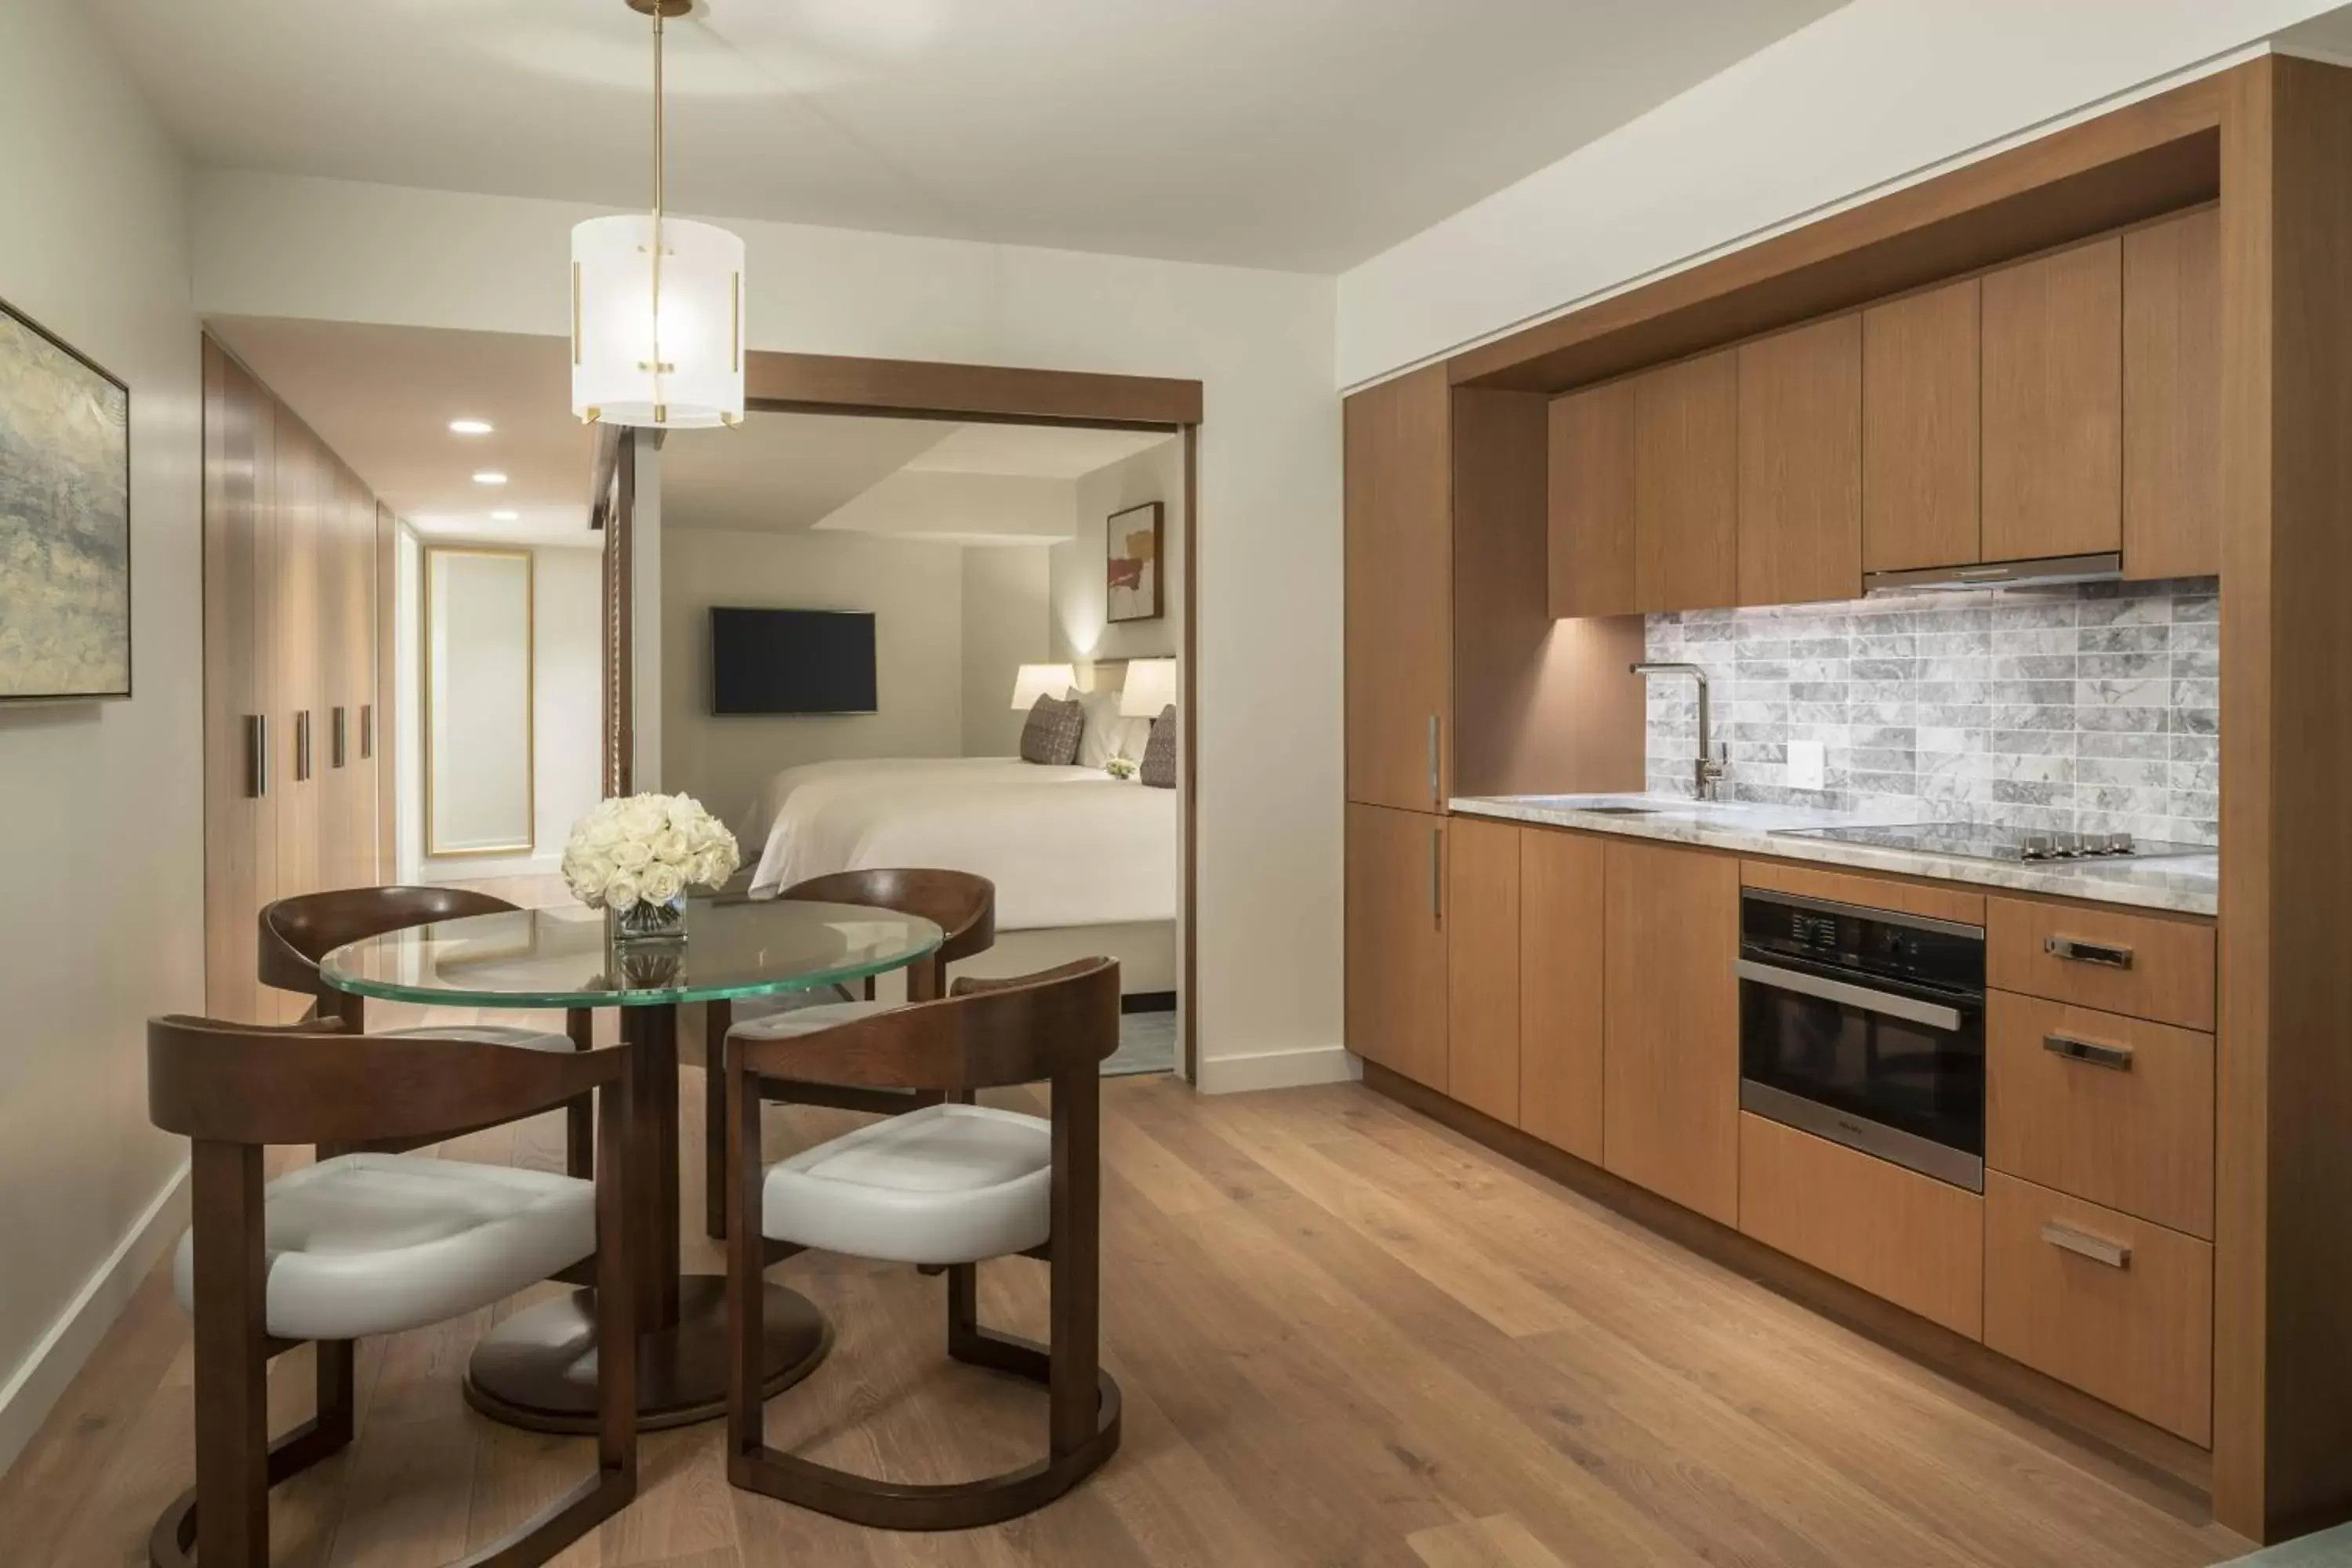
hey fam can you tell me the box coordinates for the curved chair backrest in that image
[778,869,996,997]
[260,886,523,1000]
[730,956,1117,1095]
[149,1014,623,1149]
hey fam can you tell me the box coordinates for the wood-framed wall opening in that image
[597,351,1206,1081]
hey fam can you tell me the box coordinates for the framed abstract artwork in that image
[0,297,130,701]
[1105,499,1163,624]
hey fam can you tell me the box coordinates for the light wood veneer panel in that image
[1519,828,1606,1164]
[1446,817,1522,1127]
[1739,858,1984,927]
[1981,237,2125,563]
[2123,206,2223,580]
[1547,381,1636,619]
[1986,896,2215,1031]
[1737,314,1864,604]
[1632,350,1740,613]
[1345,804,1450,1092]
[1863,277,1982,572]
[1345,366,1452,811]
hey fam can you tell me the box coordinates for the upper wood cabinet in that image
[1863,278,1981,574]
[1546,380,1636,618]
[1519,828,1606,1165]
[1737,314,1863,604]
[1446,816,1522,1127]
[1345,803,1450,1091]
[1345,365,1453,812]
[1633,350,1740,613]
[2123,207,2222,580]
[1981,237,2124,563]
[1602,839,1740,1224]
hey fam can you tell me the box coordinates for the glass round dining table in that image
[321,896,943,1434]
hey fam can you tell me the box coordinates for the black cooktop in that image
[1776,823,2210,864]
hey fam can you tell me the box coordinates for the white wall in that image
[818,470,1074,544]
[1052,438,1184,669]
[662,527,969,833]
[0,0,200,1473]
[191,172,1346,1091]
[1337,1,2339,387]
[962,546,1052,755]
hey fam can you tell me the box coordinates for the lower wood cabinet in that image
[1519,829,1606,1164]
[1345,803,1450,1091]
[1738,1114,1984,1339]
[1602,839,1739,1224]
[1446,816,1522,1125]
[1984,1171,2214,1445]
[1987,895,2216,1031]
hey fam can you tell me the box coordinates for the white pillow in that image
[1067,685,1148,770]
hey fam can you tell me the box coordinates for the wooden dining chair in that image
[145,1014,637,1568]
[260,887,596,1177]
[701,869,996,1240]
[724,956,1122,1530]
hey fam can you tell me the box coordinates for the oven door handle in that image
[1734,958,1966,1032]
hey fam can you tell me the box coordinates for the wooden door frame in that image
[600,351,1205,1081]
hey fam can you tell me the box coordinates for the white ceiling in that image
[89,0,1848,272]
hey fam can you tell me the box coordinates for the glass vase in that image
[609,895,688,945]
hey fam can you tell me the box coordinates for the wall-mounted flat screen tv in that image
[710,607,877,715]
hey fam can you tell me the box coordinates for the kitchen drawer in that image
[1986,896,2214,1030]
[1739,1113,1984,1340]
[1987,992,2214,1238]
[1984,1171,2212,1445]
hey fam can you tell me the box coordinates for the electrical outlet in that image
[1788,739,1827,791]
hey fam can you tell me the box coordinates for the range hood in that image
[1863,551,2123,594]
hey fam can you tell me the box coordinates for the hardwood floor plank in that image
[1407,1513,1574,1568]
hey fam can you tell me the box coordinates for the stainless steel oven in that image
[1737,887,1987,1191]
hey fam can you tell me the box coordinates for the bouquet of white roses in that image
[561,792,740,913]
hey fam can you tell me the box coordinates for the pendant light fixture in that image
[572,0,746,429]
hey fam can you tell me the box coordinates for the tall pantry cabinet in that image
[202,338,388,1022]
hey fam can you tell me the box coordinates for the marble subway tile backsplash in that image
[1642,578,2220,845]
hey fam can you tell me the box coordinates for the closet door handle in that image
[245,714,269,799]
[1429,826,1444,931]
[2045,935,2132,971]
[1427,714,1442,807]
[2044,1033,2135,1072]
[294,710,313,783]
[331,706,348,769]
[2042,1221,2132,1270]
[359,703,374,760]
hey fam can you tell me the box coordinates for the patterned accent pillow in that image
[1140,704,1178,789]
[1018,693,1086,765]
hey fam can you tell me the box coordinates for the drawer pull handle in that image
[2042,1221,2132,1270]
[2044,1033,2135,1072]
[2045,935,2133,970]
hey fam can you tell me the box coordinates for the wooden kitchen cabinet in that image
[1547,379,1637,618]
[1863,278,1980,574]
[1519,828,1606,1163]
[1632,350,1740,612]
[1345,365,1453,812]
[1345,803,1450,1091]
[1737,314,1863,604]
[1602,839,1740,1223]
[1446,817,1522,1125]
[2123,206,2222,580]
[1981,237,2124,563]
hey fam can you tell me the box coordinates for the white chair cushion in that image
[728,998,891,1040]
[171,1153,596,1341]
[761,1103,1051,1265]
[379,1024,576,1052]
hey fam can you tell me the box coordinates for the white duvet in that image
[745,757,1177,930]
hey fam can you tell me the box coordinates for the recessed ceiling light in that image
[472,470,508,485]
[448,419,495,435]
[491,509,520,521]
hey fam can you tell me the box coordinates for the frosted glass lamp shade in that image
[572,212,745,429]
[1009,663,1076,710]
[1117,658,1178,717]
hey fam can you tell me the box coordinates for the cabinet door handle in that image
[294,710,313,783]
[245,714,269,799]
[2045,935,2132,970]
[330,706,348,769]
[2044,1033,2135,1072]
[2042,1221,2132,1270]
[1426,714,1442,807]
[1429,826,1444,931]
[359,703,374,760]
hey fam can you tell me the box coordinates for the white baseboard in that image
[0,1160,190,1479]
[1194,1043,1362,1095]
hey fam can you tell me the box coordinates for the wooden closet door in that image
[1345,366,1453,812]
[1632,350,1739,612]
[274,419,321,937]
[1737,314,1863,605]
[201,344,276,1021]
[1863,278,1981,573]
[1982,237,2123,563]
[2122,207,2222,581]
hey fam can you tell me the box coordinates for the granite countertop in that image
[1449,793,2220,917]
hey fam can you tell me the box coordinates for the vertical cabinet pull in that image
[2042,1221,2132,1270]
[244,714,269,799]
[294,710,313,782]
[2045,935,2133,970]
[1426,714,1442,807]
[359,703,375,760]
[2043,1033,2135,1071]
[331,706,349,769]
[1428,826,1444,931]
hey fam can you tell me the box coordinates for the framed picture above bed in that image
[0,295,131,702]
[1105,500,1163,623]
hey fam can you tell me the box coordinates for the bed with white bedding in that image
[744,756,1178,931]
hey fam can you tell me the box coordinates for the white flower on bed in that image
[564,793,740,912]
